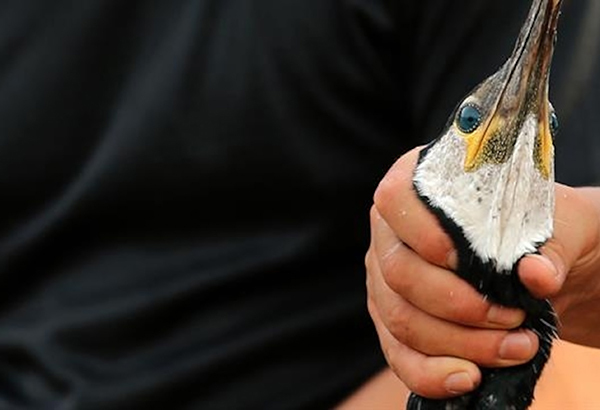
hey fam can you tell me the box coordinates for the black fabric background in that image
[0,1,597,409]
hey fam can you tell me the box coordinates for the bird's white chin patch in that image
[414,116,554,272]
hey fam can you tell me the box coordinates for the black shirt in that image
[0,1,598,409]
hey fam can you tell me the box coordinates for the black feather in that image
[406,148,557,410]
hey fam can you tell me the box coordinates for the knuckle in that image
[405,372,430,396]
[379,248,402,283]
[387,303,416,346]
[384,268,417,303]
[382,345,396,370]
[378,245,412,293]
[364,248,374,271]
[382,344,427,395]
[378,245,431,307]
[373,163,412,214]
[365,275,373,302]
[544,239,566,266]
[366,297,377,321]
[415,227,453,266]
[368,204,379,226]
[373,177,395,215]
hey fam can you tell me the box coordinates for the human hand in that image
[365,146,600,399]
[521,184,600,348]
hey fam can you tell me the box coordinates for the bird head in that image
[414,0,563,272]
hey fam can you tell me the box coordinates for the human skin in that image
[337,341,600,409]
[364,146,600,399]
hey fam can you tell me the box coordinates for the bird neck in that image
[414,115,555,272]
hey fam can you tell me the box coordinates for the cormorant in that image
[407,0,563,409]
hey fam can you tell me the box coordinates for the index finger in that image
[374,146,456,269]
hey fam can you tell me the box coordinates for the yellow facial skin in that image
[459,112,507,172]
[536,104,554,179]
[455,106,554,180]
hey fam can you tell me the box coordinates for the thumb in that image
[519,184,600,299]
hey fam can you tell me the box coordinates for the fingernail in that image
[487,305,524,327]
[499,332,535,361]
[446,250,458,270]
[539,252,565,284]
[444,372,475,394]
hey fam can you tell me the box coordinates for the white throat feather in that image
[414,115,554,272]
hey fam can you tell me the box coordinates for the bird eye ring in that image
[456,104,482,134]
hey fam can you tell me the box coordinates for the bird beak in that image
[463,0,562,178]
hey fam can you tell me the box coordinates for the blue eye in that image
[456,105,482,133]
[550,111,559,136]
